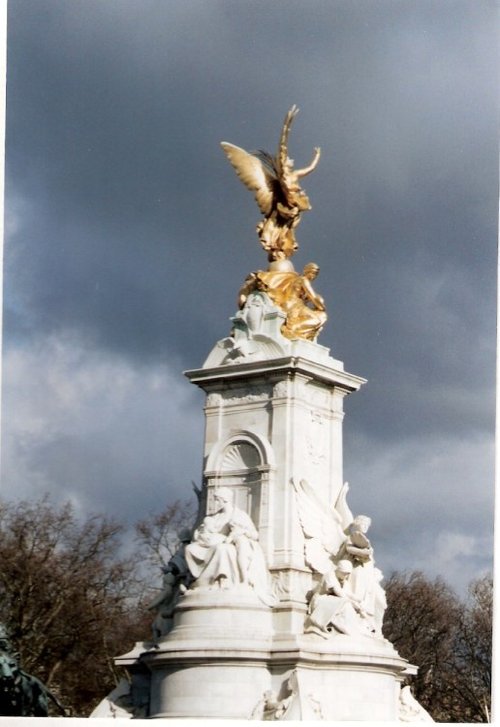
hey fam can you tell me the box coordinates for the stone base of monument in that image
[113,589,413,720]
[267,633,414,721]
[104,313,422,721]
[140,588,274,719]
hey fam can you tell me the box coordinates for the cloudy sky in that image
[2,0,497,595]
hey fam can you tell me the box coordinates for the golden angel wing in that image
[220,142,275,215]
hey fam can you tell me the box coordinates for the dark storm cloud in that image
[2,0,497,590]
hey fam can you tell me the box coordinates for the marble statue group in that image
[293,479,387,639]
[149,481,385,645]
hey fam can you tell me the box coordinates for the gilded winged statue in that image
[221,105,320,261]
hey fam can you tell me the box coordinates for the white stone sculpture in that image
[89,678,143,719]
[202,286,340,369]
[250,689,294,720]
[250,671,299,720]
[292,477,348,574]
[337,515,387,635]
[305,559,376,637]
[184,486,275,605]
[398,685,434,722]
[203,291,288,367]
[293,478,387,637]
[250,670,326,721]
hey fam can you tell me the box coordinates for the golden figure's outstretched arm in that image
[277,106,321,210]
[295,147,321,179]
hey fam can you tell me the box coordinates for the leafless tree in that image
[135,498,195,572]
[0,496,147,716]
[450,576,493,722]
[383,570,492,722]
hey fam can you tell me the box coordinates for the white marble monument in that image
[94,107,429,721]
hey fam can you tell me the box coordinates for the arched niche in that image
[205,431,274,531]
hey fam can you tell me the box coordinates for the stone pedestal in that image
[268,634,414,720]
[143,590,274,719]
[135,589,412,720]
